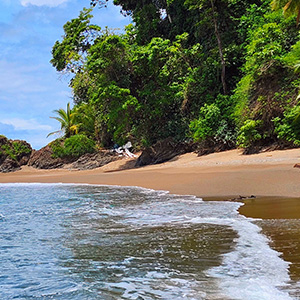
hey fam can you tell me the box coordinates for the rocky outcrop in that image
[28,144,120,170]
[0,157,21,173]
[0,135,194,172]
[0,136,33,173]
[135,138,195,167]
[28,145,66,169]
[195,138,235,156]
[69,151,119,170]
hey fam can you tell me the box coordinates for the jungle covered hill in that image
[48,0,300,157]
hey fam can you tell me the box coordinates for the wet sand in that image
[239,197,300,281]
[239,196,300,219]
[1,148,300,218]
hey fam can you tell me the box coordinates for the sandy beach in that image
[0,148,299,198]
[1,148,300,218]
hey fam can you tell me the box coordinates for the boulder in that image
[69,151,119,170]
[196,138,235,156]
[28,145,65,169]
[28,145,119,171]
[135,138,194,167]
[0,157,20,173]
[0,137,32,172]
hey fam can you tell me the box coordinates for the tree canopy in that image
[49,0,300,153]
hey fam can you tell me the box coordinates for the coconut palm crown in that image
[47,102,79,138]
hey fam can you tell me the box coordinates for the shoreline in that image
[0,148,299,197]
[1,148,300,280]
[1,148,300,218]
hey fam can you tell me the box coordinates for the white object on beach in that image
[114,142,137,158]
[123,142,137,158]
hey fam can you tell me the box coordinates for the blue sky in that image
[0,0,130,149]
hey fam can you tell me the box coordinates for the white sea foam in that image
[190,216,293,300]
[0,182,296,299]
[100,274,207,300]
[117,197,294,300]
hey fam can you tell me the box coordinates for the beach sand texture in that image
[0,148,299,198]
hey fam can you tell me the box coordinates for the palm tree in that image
[272,0,300,24]
[47,102,79,138]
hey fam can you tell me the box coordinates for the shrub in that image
[50,139,65,158]
[63,134,95,158]
[237,119,262,148]
[12,141,31,157]
[1,141,31,161]
[273,105,300,145]
[1,145,16,161]
[190,103,237,147]
[51,135,95,159]
[190,104,222,142]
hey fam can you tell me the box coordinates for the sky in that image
[0,0,131,149]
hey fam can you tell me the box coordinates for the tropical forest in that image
[49,0,300,158]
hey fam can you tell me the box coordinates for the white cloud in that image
[1,118,52,131]
[20,0,68,7]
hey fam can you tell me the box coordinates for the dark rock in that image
[135,138,195,167]
[0,137,32,172]
[28,145,65,169]
[19,155,31,166]
[196,138,235,156]
[0,157,20,173]
[0,135,9,147]
[0,136,10,165]
[294,163,300,169]
[229,195,256,201]
[28,145,119,171]
[70,151,119,170]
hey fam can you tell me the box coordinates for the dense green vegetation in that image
[49,0,300,154]
[50,135,95,159]
[0,136,32,162]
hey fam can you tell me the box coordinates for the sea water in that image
[0,183,299,300]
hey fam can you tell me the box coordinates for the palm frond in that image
[47,130,62,138]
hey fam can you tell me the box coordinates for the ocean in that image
[0,183,299,299]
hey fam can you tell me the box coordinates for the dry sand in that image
[0,148,299,199]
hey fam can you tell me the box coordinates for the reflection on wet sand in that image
[240,197,300,285]
[240,197,300,220]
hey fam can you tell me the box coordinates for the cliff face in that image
[0,136,33,173]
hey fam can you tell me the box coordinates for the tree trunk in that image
[210,0,227,95]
